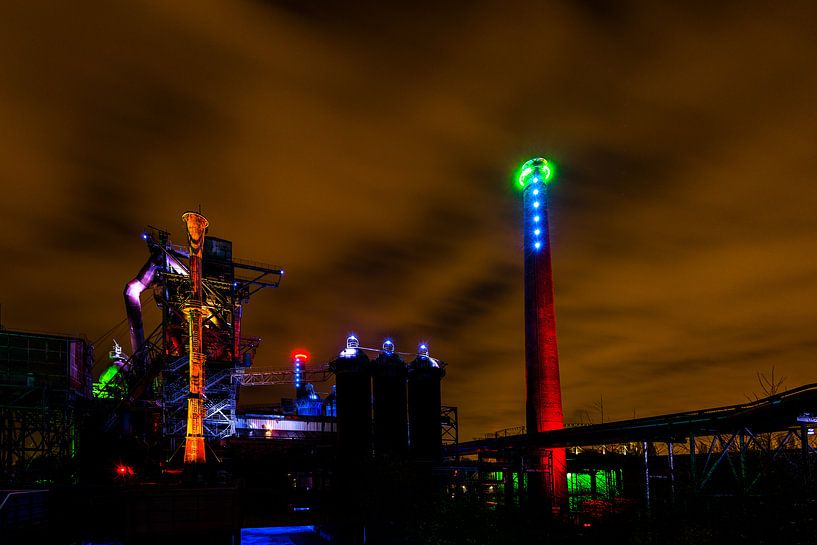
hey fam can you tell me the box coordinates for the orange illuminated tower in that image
[518,158,567,510]
[182,211,209,464]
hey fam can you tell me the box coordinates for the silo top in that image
[330,343,370,374]
[374,350,405,367]
[373,351,407,377]
[408,355,445,378]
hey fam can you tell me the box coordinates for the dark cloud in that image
[1,0,816,440]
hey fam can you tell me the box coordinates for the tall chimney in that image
[182,211,209,464]
[518,158,567,509]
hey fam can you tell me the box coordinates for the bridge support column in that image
[739,431,747,493]
[667,441,675,503]
[642,441,650,511]
[689,433,697,491]
[801,424,810,484]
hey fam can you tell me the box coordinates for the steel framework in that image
[449,381,817,509]
[0,330,92,485]
[234,365,333,386]
[151,223,283,453]
[441,405,458,447]
[106,219,283,459]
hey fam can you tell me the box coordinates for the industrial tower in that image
[518,158,567,508]
[100,211,284,462]
[182,211,208,464]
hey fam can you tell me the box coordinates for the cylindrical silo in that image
[407,343,444,461]
[372,339,408,457]
[330,335,372,458]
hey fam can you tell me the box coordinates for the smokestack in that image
[518,158,567,509]
[182,211,209,465]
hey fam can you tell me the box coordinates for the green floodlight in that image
[517,157,554,189]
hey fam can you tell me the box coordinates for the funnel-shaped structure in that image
[182,211,209,464]
[519,158,567,509]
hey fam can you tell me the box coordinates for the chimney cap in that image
[517,158,553,190]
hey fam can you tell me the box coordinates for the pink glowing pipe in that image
[124,245,164,362]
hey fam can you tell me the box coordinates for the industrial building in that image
[0,329,93,485]
[1,210,454,543]
[3,168,817,544]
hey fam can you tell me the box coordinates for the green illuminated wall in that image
[567,469,622,512]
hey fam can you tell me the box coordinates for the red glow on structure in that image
[182,211,209,465]
[291,349,311,363]
[523,176,568,509]
[115,464,134,477]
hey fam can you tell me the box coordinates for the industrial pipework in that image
[93,340,130,399]
[518,158,567,509]
[124,241,163,368]
[182,211,209,464]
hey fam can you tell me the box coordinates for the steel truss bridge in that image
[233,365,333,386]
[449,382,817,502]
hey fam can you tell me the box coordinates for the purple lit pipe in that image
[124,245,163,361]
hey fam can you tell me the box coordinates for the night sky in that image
[1,2,816,441]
